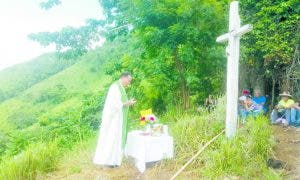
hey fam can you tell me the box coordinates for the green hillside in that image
[0,37,134,178]
[0,54,76,103]
[0,51,108,131]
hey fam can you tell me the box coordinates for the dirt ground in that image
[39,157,182,180]
[273,126,300,179]
[39,163,189,180]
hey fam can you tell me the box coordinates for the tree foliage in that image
[28,20,105,59]
[31,0,229,110]
[101,0,228,110]
[39,0,61,10]
[239,0,300,98]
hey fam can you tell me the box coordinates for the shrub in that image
[0,142,60,180]
[4,125,44,157]
[201,116,279,178]
[34,84,67,105]
[148,97,279,178]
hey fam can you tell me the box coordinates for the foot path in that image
[273,126,300,179]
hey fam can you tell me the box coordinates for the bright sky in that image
[0,0,104,70]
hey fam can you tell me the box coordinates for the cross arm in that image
[234,24,253,37]
[216,33,229,43]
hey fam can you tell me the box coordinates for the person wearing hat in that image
[240,95,264,122]
[239,89,251,122]
[239,89,250,102]
[239,89,263,122]
[271,91,295,126]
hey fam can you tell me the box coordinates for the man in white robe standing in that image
[93,72,136,167]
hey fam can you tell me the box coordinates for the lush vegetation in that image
[31,0,230,111]
[31,98,278,179]
[31,0,300,107]
[0,37,135,178]
[102,0,228,110]
[0,0,298,179]
[162,98,278,178]
[239,0,300,105]
[0,142,60,179]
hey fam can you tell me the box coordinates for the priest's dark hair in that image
[120,71,132,78]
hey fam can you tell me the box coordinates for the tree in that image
[100,0,228,109]
[28,19,105,59]
[239,0,300,104]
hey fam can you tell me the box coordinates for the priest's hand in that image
[124,99,136,107]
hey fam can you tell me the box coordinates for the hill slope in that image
[0,54,77,103]
[1,52,106,126]
[0,37,133,167]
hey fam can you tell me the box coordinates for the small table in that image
[124,130,174,173]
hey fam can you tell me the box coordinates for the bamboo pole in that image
[170,129,225,180]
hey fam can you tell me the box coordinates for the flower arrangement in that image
[139,109,157,126]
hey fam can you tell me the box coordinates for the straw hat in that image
[279,91,292,98]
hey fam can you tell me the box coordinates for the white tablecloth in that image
[124,130,174,173]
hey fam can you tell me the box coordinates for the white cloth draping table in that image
[124,130,174,173]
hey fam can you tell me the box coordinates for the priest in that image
[93,72,136,167]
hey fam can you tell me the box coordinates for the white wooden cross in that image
[216,1,252,138]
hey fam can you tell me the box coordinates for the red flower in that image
[140,116,146,121]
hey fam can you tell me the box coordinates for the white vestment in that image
[93,83,124,166]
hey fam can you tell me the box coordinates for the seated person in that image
[252,89,267,112]
[239,89,250,102]
[290,99,300,126]
[239,89,250,110]
[271,91,295,126]
[205,94,217,112]
[240,95,264,122]
[239,90,250,122]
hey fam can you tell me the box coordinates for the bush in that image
[34,84,67,105]
[8,112,37,129]
[0,142,60,180]
[4,125,44,157]
[201,116,279,178]
[0,133,8,160]
[80,92,105,130]
[148,97,279,179]
[161,98,225,174]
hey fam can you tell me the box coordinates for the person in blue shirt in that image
[240,95,264,123]
[290,99,300,126]
[252,89,267,112]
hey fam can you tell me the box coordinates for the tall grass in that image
[201,116,279,178]
[147,97,280,178]
[145,97,227,176]
[0,142,60,180]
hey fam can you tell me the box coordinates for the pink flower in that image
[150,116,155,121]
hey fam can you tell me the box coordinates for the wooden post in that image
[216,1,252,138]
